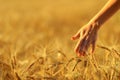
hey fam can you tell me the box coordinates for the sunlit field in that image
[0,0,120,80]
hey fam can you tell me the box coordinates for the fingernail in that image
[71,36,75,40]
[77,53,81,57]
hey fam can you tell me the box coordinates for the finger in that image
[82,37,90,51]
[78,36,90,53]
[74,39,81,53]
[77,51,86,57]
[76,39,86,56]
[71,32,80,40]
[77,52,82,57]
[91,34,97,53]
[91,41,96,53]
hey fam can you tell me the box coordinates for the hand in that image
[71,23,99,57]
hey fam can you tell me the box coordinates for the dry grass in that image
[0,0,120,80]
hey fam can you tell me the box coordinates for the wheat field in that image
[0,0,120,80]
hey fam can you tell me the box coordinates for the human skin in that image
[71,0,120,57]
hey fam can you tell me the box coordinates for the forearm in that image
[89,0,120,30]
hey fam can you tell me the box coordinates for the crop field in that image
[0,0,120,80]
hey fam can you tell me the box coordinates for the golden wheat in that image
[0,0,120,80]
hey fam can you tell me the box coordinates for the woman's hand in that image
[71,0,120,57]
[71,23,99,57]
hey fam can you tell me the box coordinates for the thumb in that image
[71,32,80,40]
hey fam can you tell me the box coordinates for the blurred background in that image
[0,0,120,79]
[0,0,120,60]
